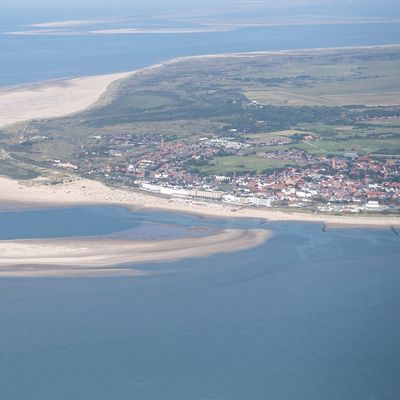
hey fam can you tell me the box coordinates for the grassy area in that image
[246,87,400,107]
[361,118,400,127]
[240,62,356,80]
[199,155,305,174]
[244,129,308,139]
[243,53,400,107]
[299,138,400,155]
[0,160,39,180]
[113,91,176,110]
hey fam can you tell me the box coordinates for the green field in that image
[298,138,400,156]
[244,129,309,139]
[199,155,305,174]
[244,55,400,106]
[0,160,39,179]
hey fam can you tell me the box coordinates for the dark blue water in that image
[0,207,399,399]
[1,23,400,86]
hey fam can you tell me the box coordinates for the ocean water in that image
[1,22,400,86]
[1,12,400,398]
[0,207,399,399]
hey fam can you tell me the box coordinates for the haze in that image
[2,0,400,27]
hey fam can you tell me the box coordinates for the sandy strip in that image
[0,176,399,228]
[0,229,270,278]
[0,72,132,128]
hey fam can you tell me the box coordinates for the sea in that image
[1,14,400,400]
[0,206,399,399]
[1,22,400,87]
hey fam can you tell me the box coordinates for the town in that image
[49,130,400,214]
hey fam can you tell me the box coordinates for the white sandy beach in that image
[0,229,270,277]
[0,175,398,228]
[0,72,131,128]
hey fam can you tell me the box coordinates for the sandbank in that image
[0,72,131,128]
[0,229,270,278]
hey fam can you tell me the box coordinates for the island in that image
[0,45,399,226]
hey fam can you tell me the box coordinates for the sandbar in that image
[0,72,131,128]
[0,229,270,278]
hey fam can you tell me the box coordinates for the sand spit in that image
[0,229,271,278]
[0,72,131,128]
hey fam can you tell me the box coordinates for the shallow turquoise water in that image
[0,207,399,399]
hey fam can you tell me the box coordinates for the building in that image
[252,196,272,207]
[190,190,223,200]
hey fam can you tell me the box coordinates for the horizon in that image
[2,0,400,27]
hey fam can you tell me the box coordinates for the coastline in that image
[0,72,132,129]
[0,175,398,228]
[0,228,270,277]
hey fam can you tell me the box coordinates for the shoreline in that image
[0,228,270,278]
[0,71,132,129]
[1,43,400,129]
[0,176,399,228]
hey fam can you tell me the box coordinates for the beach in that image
[2,171,395,277]
[0,72,132,128]
[0,175,398,228]
[0,228,270,277]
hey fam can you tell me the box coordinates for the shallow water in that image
[0,207,399,399]
[0,205,258,240]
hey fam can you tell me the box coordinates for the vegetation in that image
[198,156,305,175]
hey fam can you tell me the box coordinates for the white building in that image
[252,197,272,207]
[365,200,381,210]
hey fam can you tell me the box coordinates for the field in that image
[244,58,400,106]
[298,138,400,156]
[199,156,305,175]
